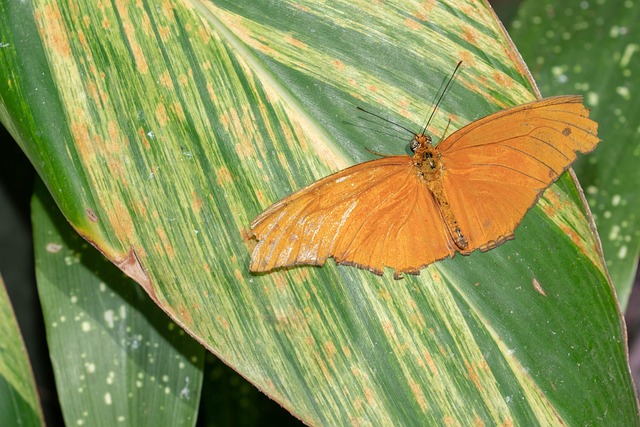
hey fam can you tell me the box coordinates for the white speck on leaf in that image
[609,225,620,241]
[616,86,631,100]
[618,245,628,259]
[104,310,115,328]
[46,242,63,253]
[179,377,191,399]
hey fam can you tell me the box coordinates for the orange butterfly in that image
[249,95,599,279]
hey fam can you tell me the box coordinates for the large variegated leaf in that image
[1,0,637,424]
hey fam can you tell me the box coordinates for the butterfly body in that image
[250,96,599,279]
[412,134,469,252]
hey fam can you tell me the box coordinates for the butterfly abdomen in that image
[426,177,469,250]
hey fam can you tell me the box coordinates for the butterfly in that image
[249,95,599,279]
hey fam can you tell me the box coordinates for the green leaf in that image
[2,0,638,424]
[0,274,44,426]
[31,181,204,426]
[510,0,640,307]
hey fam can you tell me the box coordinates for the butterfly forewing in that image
[439,95,600,251]
[250,156,456,276]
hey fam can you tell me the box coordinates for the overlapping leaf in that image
[511,0,640,307]
[0,274,43,426]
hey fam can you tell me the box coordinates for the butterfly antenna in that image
[356,106,416,136]
[421,60,463,135]
[365,147,393,158]
[440,119,452,142]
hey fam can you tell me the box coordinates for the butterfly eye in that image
[410,134,432,152]
[410,137,420,152]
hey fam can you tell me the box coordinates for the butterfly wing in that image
[438,95,600,252]
[250,156,457,277]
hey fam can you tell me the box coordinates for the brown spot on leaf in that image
[86,81,103,106]
[108,120,123,152]
[116,247,155,299]
[492,71,513,89]
[409,379,428,412]
[466,361,483,391]
[323,341,337,360]
[443,416,456,426]
[404,17,421,30]
[292,3,310,12]
[158,70,173,89]
[86,209,98,222]
[285,34,306,49]
[37,4,72,58]
[376,289,393,302]
[462,25,478,44]
[415,0,436,20]
[70,120,91,160]
[196,26,209,43]
[177,73,189,87]
[381,320,397,340]
[458,51,476,67]
[422,349,437,375]
[155,227,174,258]
[363,385,375,406]
[176,303,193,328]
[117,13,148,74]
[158,25,171,41]
[138,127,151,149]
[77,28,88,49]
[191,192,203,213]
[532,278,547,296]
[216,315,230,330]
[472,415,486,427]
[215,166,233,186]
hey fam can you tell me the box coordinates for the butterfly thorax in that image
[411,134,442,181]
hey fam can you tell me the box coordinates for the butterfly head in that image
[411,133,441,173]
[410,133,433,153]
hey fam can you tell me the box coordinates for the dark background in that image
[1,1,637,425]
